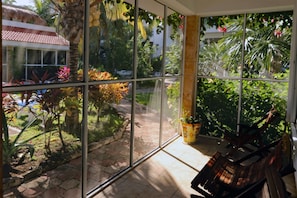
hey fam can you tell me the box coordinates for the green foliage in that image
[196,78,286,143]
[135,93,152,106]
[200,12,292,77]
[33,0,56,26]
[167,13,184,39]
[166,82,180,124]
[196,79,239,137]
[151,56,162,73]
[165,35,183,74]
[137,35,156,78]
[2,110,37,165]
[96,20,134,73]
[88,106,126,143]
[198,12,292,143]
[202,12,293,32]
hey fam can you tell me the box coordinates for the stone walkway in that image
[5,99,296,197]
[4,135,297,198]
[3,100,177,198]
[4,135,220,198]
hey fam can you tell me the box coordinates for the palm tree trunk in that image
[64,41,81,136]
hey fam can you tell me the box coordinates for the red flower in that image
[274,29,282,38]
[218,26,227,33]
[57,66,70,81]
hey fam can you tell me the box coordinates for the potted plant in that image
[180,112,202,144]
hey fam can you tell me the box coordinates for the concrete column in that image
[182,15,200,116]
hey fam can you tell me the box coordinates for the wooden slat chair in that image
[235,165,290,198]
[262,165,289,198]
[223,107,280,155]
[191,134,294,198]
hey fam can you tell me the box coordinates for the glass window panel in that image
[162,78,181,144]
[27,49,41,64]
[3,46,7,64]
[240,80,288,143]
[197,12,291,144]
[165,11,184,76]
[198,14,243,78]
[133,80,161,162]
[58,51,67,65]
[87,82,131,190]
[196,78,239,137]
[242,11,292,80]
[136,8,163,79]
[2,47,8,81]
[2,88,82,197]
[88,1,134,81]
[4,47,25,83]
[43,50,55,64]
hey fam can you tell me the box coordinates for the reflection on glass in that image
[87,82,130,191]
[2,88,82,197]
[165,12,184,76]
[162,79,181,144]
[133,80,161,162]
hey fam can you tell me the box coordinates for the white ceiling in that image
[138,0,296,16]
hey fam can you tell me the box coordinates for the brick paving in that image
[3,100,177,197]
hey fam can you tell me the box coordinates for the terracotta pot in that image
[181,122,202,144]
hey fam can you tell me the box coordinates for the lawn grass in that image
[7,105,127,174]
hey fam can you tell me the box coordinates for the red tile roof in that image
[2,25,69,46]
[2,4,47,26]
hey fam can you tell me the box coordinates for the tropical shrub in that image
[77,68,129,124]
[196,78,286,143]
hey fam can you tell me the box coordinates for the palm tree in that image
[49,0,138,133]
[202,13,292,78]
[33,0,55,26]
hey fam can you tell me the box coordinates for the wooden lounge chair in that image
[222,107,280,154]
[235,165,289,198]
[261,165,289,198]
[191,134,294,198]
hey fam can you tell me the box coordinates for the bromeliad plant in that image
[2,108,37,177]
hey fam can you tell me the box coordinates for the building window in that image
[27,49,41,64]
[57,51,66,65]
[43,50,55,65]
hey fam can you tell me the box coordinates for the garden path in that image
[4,99,177,197]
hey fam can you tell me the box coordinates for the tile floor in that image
[4,135,297,198]
[92,136,297,198]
